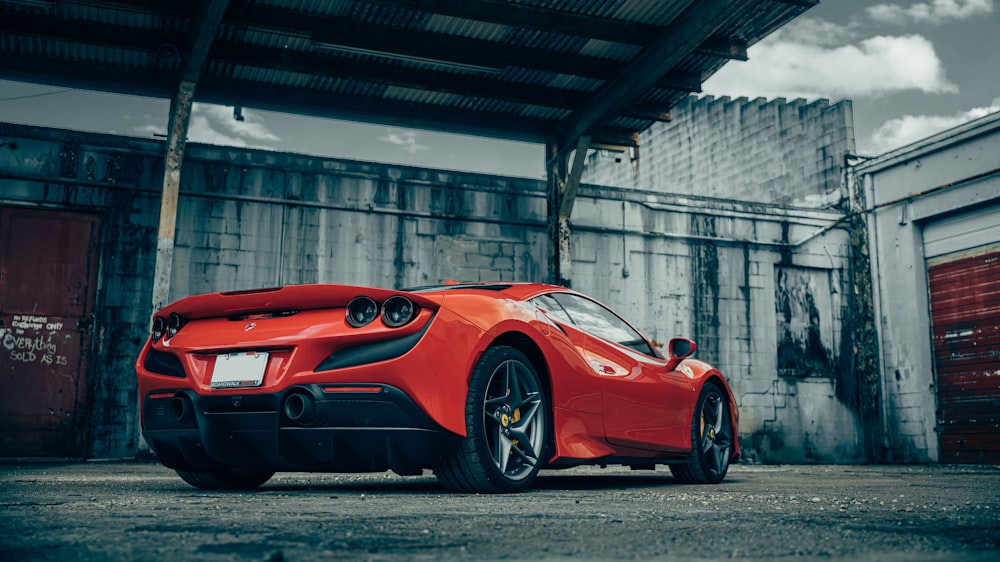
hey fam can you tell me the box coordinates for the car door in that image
[547,293,692,453]
[529,294,603,415]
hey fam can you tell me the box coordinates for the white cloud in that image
[869,100,1000,152]
[866,0,993,25]
[702,19,957,100]
[379,128,428,154]
[134,103,280,148]
[131,123,162,137]
[195,104,280,143]
[187,112,249,147]
[764,17,858,47]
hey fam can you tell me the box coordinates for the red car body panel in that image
[136,282,739,476]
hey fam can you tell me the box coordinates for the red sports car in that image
[136,282,739,493]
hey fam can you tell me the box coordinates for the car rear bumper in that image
[141,384,462,475]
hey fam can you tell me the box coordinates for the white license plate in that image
[210,351,269,389]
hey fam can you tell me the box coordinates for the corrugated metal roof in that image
[0,0,817,147]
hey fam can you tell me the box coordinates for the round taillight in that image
[382,296,416,328]
[346,296,379,328]
[167,312,185,339]
[151,316,166,341]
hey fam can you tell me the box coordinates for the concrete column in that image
[546,138,566,286]
[151,80,196,316]
[546,136,590,287]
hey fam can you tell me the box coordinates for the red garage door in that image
[0,207,101,457]
[928,244,1000,464]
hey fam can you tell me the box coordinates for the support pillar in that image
[150,80,196,315]
[546,138,566,286]
[545,135,590,287]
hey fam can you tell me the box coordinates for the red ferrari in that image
[136,282,739,493]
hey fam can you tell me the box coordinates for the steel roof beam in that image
[227,5,623,79]
[225,2,740,83]
[209,43,678,121]
[0,8,704,97]
[695,35,749,61]
[192,78,639,147]
[0,49,642,147]
[0,55,177,98]
[180,0,229,83]
[0,6,708,101]
[555,0,754,151]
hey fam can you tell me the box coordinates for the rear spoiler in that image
[154,284,443,321]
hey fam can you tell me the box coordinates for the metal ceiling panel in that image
[579,39,640,60]
[613,0,690,24]
[0,0,816,147]
[424,14,508,41]
[256,0,354,17]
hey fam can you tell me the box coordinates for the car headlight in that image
[381,296,416,328]
[167,312,185,339]
[346,296,379,328]
[151,316,166,341]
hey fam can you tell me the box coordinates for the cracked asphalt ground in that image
[1,462,998,562]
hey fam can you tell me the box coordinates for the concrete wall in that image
[569,187,859,463]
[167,148,548,296]
[853,111,1000,462]
[583,96,855,209]
[0,121,859,463]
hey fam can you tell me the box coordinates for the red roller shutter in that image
[928,245,1000,464]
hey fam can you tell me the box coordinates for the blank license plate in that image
[210,351,269,389]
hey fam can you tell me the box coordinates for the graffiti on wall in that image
[1,315,69,366]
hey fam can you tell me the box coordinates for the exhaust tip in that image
[167,395,195,426]
[283,392,317,424]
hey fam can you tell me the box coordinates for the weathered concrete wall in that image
[1,122,859,463]
[167,149,548,297]
[854,111,1000,463]
[583,96,855,209]
[568,186,859,463]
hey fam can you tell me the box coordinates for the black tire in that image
[434,346,547,493]
[175,467,275,490]
[670,382,733,484]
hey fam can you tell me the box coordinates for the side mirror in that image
[665,337,697,371]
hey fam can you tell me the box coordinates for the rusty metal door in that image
[928,245,1000,464]
[0,207,101,457]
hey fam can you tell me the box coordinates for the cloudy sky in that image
[703,0,1000,156]
[0,0,997,176]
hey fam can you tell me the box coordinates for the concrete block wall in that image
[1,122,860,463]
[167,147,550,297]
[583,96,855,209]
[568,186,860,463]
